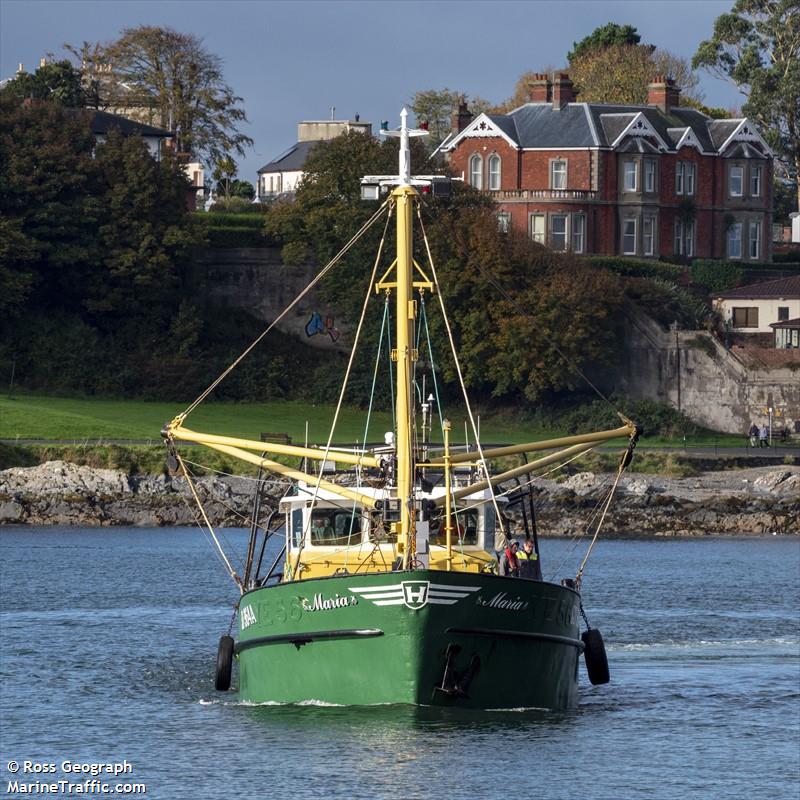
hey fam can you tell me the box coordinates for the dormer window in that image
[550,160,567,190]
[469,154,483,189]
[488,154,501,190]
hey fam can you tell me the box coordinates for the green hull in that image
[236,570,583,709]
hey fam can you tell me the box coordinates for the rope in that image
[178,198,392,422]
[575,439,636,584]
[290,205,393,580]
[416,205,507,545]
[175,452,243,590]
[420,294,445,440]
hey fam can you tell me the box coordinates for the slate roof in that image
[715,276,800,300]
[87,110,172,138]
[258,140,321,173]
[446,101,761,157]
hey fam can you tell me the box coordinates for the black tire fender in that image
[215,635,234,691]
[582,628,610,685]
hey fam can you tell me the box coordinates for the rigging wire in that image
[291,204,393,580]
[415,204,507,545]
[420,294,446,441]
[178,198,392,422]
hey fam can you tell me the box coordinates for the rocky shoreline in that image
[0,461,798,535]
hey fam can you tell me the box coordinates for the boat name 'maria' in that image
[476,592,530,611]
[301,593,358,612]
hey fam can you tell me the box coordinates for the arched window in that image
[488,154,501,190]
[469,154,483,189]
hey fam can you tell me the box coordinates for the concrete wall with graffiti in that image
[191,247,348,351]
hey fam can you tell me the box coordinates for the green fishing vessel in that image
[164,109,638,709]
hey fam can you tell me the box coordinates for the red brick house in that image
[439,75,773,261]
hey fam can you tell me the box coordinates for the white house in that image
[257,118,372,201]
[88,109,172,160]
[714,276,800,334]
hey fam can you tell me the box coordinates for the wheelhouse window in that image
[623,161,638,192]
[429,509,478,546]
[750,165,762,197]
[571,214,585,253]
[749,220,761,259]
[488,154,501,190]
[310,510,362,546]
[727,222,743,258]
[729,166,744,197]
[550,214,568,250]
[622,218,637,254]
[732,307,758,328]
[550,160,567,190]
[496,211,511,233]
[469,154,483,189]
[643,216,656,256]
[529,214,545,244]
[644,160,656,193]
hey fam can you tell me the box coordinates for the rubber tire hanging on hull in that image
[215,635,234,691]
[582,628,610,685]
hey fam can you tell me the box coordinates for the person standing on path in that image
[748,422,759,448]
[759,424,769,447]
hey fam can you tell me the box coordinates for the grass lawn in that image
[0,393,745,448]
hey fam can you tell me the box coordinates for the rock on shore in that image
[0,461,798,535]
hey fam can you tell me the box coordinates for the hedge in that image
[582,256,684,280]
[193,212,266,229]
[206,226,267,248]
[688,260,745,292]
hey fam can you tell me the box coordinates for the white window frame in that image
[644,160,656,193]
[727,221,743,259]
[643,216,656,256]
[529,214,545,244]
[750,165,762,197]
[729,165,744,198]
[496,211,511,233]
[685,163,695,196]
[550,160,567,190]
[623,161,638,193]
[550,214,568,251]
[622,218,637,255]
[749,220,761,260]
[488,154,501,191]
[571,214,585,254]
[685,219,695,257]
[676,162,684,195]
[469,154,483,189]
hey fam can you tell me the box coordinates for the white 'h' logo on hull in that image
[348,581,480,609]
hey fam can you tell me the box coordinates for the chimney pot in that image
[552,73,576,110]
[529,74,551,103]
[647,77,680,113]
[451,100,473,133]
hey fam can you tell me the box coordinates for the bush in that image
[689,260,745,292]
[582,256,684,280]
[773,250,800,264]
[194,212,267,228]
[208,197,261,213]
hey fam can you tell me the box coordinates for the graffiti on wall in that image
[305,311,340,343]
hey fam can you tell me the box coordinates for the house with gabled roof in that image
[439,74,773,261]
[714,276,800,341]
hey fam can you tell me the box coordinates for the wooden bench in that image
[260,432,292,445]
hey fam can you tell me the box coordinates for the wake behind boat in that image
[163,109,640,709]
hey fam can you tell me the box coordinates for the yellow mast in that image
[393,184,417,568]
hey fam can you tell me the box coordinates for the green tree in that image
[568,23,641,62]
[74,26,253,164]
[693,0,800,210]
[212,155,237,198]
[2,60,87,106]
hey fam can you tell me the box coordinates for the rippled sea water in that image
[1,527,798,799]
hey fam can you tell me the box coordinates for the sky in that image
[0,0,741,183]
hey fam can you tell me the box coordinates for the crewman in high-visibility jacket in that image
[518,538,542,580]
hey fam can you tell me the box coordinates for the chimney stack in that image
[647,76,680,113]
[552,73,576,110]
[528,73,551,103]
[451,100,473,133]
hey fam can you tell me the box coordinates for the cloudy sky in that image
[1,0,740,182]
